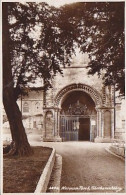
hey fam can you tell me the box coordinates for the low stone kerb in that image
[35,147,56,193]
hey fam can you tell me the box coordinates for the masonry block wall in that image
[3,52,125,142]
[43,52,117,142]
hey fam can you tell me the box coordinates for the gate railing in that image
[60,116,79,141]
[60,114,97,141]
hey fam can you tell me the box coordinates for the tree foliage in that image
[6,2,125,98]
[60,2,125,95]
[7,2,78,100]
[2,2,124,156]
[3,3,33,156]
[2,2,80,156]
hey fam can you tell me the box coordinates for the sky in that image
[3,0,125,7]
[45,0,81,7]
[39,0,126,7]
[2,0,80,7]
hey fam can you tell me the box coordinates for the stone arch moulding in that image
[54,83,102,108]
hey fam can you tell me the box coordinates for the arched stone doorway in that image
[43,83,114,142]
[55,83,102,107]
[60,91,97,141]
[54,83,102,142]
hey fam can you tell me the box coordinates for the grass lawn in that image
[3,146,52,193]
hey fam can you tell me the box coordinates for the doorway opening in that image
[79,118,90,141]
[60,91,96,141]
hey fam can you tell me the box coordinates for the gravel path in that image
[31,141,125,193]
[3,133,125,193]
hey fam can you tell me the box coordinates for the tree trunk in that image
[2,3,33,156]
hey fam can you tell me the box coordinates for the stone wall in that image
[52,67,103,98]
[18,90,43,115]
[115,98,125,140]
[43,52,116,142]
[3,52,125,142]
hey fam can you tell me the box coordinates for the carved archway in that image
[55,83,102,108]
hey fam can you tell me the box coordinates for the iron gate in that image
[60,115,96,141]
[60,101,97,141]
[60,115,79,141]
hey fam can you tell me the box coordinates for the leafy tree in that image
[60,2,125,95]
[3,2,124,156]
[84,3,125,96]
[3,3,33,156]
[9,3,65,100]
[2,2,78,156]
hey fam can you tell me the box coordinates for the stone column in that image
[96,108,102,137]
[57,109,60,136]
[90,118,92,141]
[43,109,46,139]
[56,109,62,141]
[53,108,59,137]
[96,110,99,137]
[94,108,103,142]
[101,110,104,138]
[54,109,57,136]
[111,109,115,139]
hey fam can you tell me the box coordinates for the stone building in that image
[3,89,43,134]
[3,52,125,142]
[18,90,43,134]
[42,52,125,142]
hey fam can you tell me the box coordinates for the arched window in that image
[23,102,29,113]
